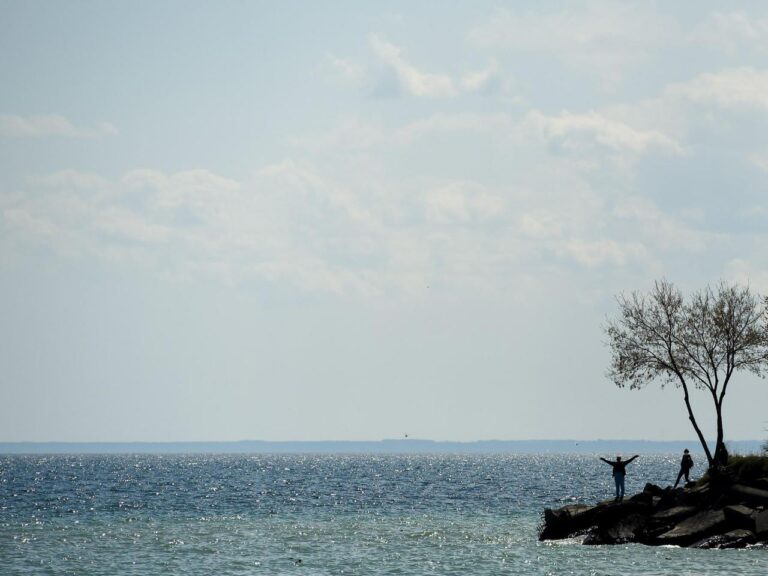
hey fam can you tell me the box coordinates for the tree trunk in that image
[679,377,714,467]
[713,402,727,468]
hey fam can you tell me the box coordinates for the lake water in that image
[1,454,765,575]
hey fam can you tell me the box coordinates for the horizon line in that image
[1,438,763,447]
[2,438,764,444]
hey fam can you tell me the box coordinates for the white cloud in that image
[368,35,499,99]
[3,169,243,265]
[687,12,768,55]
[395,112,512,143]
[287,116,386,151]
[94,206,172,245]
[560,239,646,268]
[0,162,540,296]
[424,182,504,223]
[749,151,768,173]
[468,2,673,89]
[724,257,768,294]
[0,114,117,138]
[523,110,684,154]
[612,196,712,254]
[288,112,515,155]
[369,35,458,98]
[323,53,367,86]
[460,64,499,93]
[1,164,390,294]
[667,67,768,111]
[122,169,241,212]
[31,170,111,191]
[520,213,562,240]
[0,141,739,296]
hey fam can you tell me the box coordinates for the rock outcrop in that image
[539,478,768,549]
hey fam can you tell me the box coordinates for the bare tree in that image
[604,280,768,469]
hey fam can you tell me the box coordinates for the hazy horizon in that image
[3,438,763,456]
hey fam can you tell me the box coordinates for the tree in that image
[604,280,768,470]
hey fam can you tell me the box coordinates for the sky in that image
[2,0,768,443]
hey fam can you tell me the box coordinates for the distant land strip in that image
[0,439,763,455]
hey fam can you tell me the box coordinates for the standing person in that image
[599,455,639,502]
[673,449,694,488]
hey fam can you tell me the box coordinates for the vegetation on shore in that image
[699,454,768,485]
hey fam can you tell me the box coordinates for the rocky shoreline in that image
[539,478,768,548]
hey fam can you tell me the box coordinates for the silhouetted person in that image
[673,449,694,488]
[600,454,639,501]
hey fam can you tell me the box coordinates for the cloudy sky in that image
[2,0,768,443]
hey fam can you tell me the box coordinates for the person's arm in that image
[626,455,640,464]
[599,458,612,465]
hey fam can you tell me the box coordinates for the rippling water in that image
[1,454,765,575]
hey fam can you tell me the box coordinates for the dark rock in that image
[689,481,710,495]
[720,529,756,549]
[654,484,707,510]
[540,479,768,547]
[644,523,676,541]
[643,483,665,497]
[628,491,654,505]
[581,532,603,545]
[692,529,756,549]
[756,510,768,537]
[751,478,768,491]
[593,500,651,526]
[657,487,682,509]
[723,504,757,531]
[583,513,648,545]
[679,484,711,507]
[539,504,599,540]
[655,509,727,546]
[729,484,768,507]
[652,505,698,524]
[540,499,656,541]
[711,493,731,510]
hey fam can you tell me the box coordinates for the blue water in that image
[1,454,764,575]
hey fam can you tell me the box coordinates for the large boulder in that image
[582,513,648,545]
[655,509,727,546]
[657,487,682,510]
[729,484,768,507]
[655,484,708,510]
[756,510,768,538]
[722,504,757,531]
[539,500,650,541]
[751,477,768,491]
[628,491,655,505]
[642,483,665,497]
[692,529,756,549]
[539,504,600,540]
[652,505,698,524]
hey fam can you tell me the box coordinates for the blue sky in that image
[2,1,768,442]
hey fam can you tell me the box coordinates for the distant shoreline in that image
[0,439,763,455]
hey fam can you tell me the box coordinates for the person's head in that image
[616,455,622,461]
[684,449,689,454]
